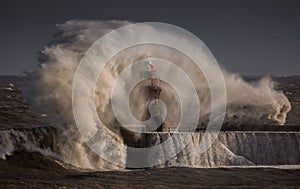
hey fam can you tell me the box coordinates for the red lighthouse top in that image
[147,60,157,87]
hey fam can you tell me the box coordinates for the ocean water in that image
[0,76,299,188]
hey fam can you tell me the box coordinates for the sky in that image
[0,0,299,76]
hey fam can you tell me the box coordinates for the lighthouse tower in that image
[147,60,162,100]
[142,57,164,132]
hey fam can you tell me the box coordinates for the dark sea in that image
[0,76,299,189]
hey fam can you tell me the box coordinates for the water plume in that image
[25,20,291,169]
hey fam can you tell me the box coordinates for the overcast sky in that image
[0,0,299,75]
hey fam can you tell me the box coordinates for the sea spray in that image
[22,20,291,169]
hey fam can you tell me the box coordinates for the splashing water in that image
[21,20,291,169]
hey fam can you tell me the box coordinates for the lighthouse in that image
[142,57,164,132]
